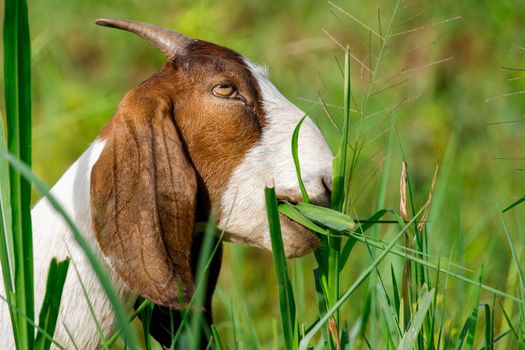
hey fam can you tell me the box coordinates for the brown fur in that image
[91,85,197,307]
[90,41,265,308]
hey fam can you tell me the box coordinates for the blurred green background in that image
[2,0,524,347]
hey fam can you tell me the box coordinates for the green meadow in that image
[1,0,524,349]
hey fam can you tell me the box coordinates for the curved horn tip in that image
[95,18,110,26]
[96,18,121,28]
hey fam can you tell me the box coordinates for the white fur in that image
[217,61,334,256]
[0,140,135,349]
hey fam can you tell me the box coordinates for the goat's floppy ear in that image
[90,87,197,308]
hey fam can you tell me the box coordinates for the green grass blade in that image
[490,295,496,350]
[189,214,216,350]
[455,315,473,350]
[375,284,401,344]
[325,50,351,332]
[481,303,492,350]
[502,196,524,213]
[464,301,481,349]
[313,268,330,348]
[322,49,352,337]
[479,330,512,349]
[499,211,525,297]
[428,257,442,350]
[499,209,525,347]
[339,237,357,274]
[231,303,239,350]
[137,301,152,350]
[3,0,34,347]
[211,324,223,350]
[295,203,355,231]
[340,209,390,269]
[374,127,395,222]
[391,265,401,319]
[265,187,297,350]
[331,48,351,211]
[0,111,18,343]
[398,288,435,350]
[455,271,482,350]
[291,115,309,204]
[499,302,518,340]
[278,202,329,235]
[292,259,305,338]
[0,112,14,286]
[1,152,140,350]
[35,258,70,350]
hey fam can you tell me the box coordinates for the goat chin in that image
[1,140,136,350]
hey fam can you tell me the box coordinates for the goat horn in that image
[96,18,194,57]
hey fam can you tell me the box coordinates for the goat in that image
[0,18,333,349]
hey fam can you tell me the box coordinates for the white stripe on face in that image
[217,61,333,257]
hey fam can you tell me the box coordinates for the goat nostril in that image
[322,177,332,207]
[322,176,332,196]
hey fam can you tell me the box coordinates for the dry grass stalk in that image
[328,316,341,350]
[417,164,439,233]
[400,160,409,222]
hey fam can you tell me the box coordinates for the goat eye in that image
[212,83,237,98]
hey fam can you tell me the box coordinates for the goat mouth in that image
[278,211,320,258]
[275,192,303,206]
[279,212,307,232]
[274,197,313,238]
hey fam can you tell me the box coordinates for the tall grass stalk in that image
[398,287,435,350]
[189,214,218,350]
[326,46,352,334]
[2,0,34,348]
[34,258,70,350]
[265,187,297,350]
